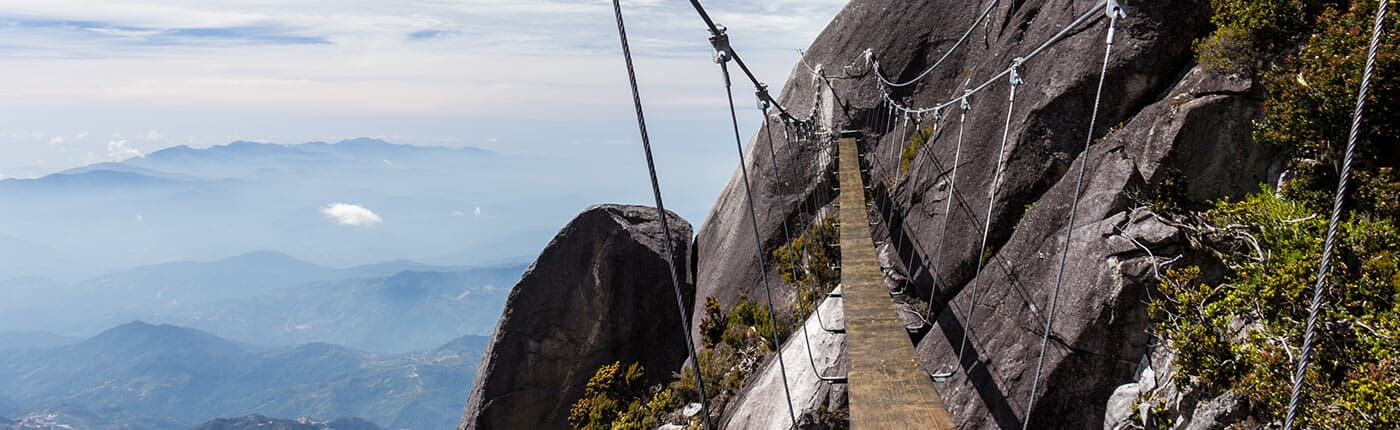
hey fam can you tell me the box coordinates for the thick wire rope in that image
[684,0,792,118]
[1022,4,1123,427]
[608,1,712,427]
[715,51,799,428]
[763,106,847,383]
[1283,1,1388,428]
[870,0,1002,88]
[932,66,1023,380]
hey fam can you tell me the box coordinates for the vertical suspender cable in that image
[714,42,799,428]
[607,1,712,428]
[1283,1,1388,428]
[925,101,970,337]
[1022,4,1123,427]
[936,62,1023,379]
[763,105,846,383]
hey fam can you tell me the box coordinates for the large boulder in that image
[459,204,697,430]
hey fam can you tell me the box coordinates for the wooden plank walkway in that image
[836,134,955,429]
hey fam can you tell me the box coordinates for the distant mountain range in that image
[0,321,486,429]
[192,415,383,430]
[0,138,623,281]
[0,250,523,353]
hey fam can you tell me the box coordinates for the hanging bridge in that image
[835,132,955,428]
[606,0,1389,428]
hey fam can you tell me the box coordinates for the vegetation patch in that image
[572,216,846,429]
[1148,1,1399,426]
[899,125,936,176]
[568,361,679,430]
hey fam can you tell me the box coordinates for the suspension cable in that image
[715,41,799,428]
[932,61,1024,380]
[869,0,1002,88]
[1283,0,1389,428]
[1022,3,1124,427]
[883,0,1108,115]
[607,1,712,428]
[686,0,792,120]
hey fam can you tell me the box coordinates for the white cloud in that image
[472,206,482,217]
[47,136,64,146]
[320,202,383,226]
[106,139,143,160]
[145,130,164,140]
[450,210,465,217]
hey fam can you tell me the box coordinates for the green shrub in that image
[773,215,840,324]
[699,297,727,349]
[1255,0,1399,215]
[899,125,935,175]
[1193,0,1341,71]
[1151,190,1400,426]
[568,361,647,429]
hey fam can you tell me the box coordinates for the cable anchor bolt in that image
[1105,1,1127,44]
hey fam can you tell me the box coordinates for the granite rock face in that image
[459,0,1280,427]
[459,204,696,430]
[722,288,848,430]
[910,64,1269,428]
[690,0,1280,427]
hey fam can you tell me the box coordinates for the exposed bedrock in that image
[459,204,696,430]
[691,0,1282,427]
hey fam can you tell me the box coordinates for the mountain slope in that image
[0,253,523,353]
[0,138,626,279]
[0,322,488,429]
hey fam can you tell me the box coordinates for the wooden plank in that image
[837,135,956,429]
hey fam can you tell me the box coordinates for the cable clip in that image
[710,25,731,64]
[959,90,972,110]
[1009,57,1026,86]
[756,83,772,111]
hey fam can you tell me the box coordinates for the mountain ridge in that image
[0,321,488,430]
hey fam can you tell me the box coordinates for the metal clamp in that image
[709,25,731,64]
[1009,57,1026,86]
[756,83,772,111]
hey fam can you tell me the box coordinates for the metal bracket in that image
[1107,0,1127,19]
[1009,57,1026,86]
[709,25,731,64]
[756,83,772,111]
[1106,0,1127,44]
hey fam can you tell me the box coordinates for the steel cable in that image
[1022,4,1123,427]
[607,1,712,427]
[715,51,799,428]
[1283,1,1389,428]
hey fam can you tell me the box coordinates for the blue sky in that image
[0,0,848,222]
